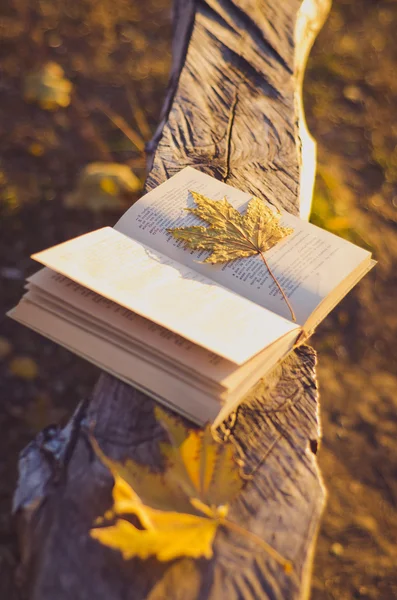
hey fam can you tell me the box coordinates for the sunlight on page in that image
[116,167,371,325]
[31,227,299,365]
[27,268,249,388]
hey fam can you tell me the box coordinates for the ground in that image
[0,0,396,598]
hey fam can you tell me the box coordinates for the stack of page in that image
[8,167,375,427]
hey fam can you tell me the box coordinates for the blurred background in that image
[0,0,396,598]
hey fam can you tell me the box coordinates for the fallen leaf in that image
[28,142,45,157]
[99,177,118,196]
[168,191,296,321]
[0,186,19,211]
[325,216,351,231]
[65,162,141,211]
[0,337,12,360]
[91,408,291,571]
[24,62,73,110]
[91,503,219,561]
[9,356,38,380]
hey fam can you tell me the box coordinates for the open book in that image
[8,167,375,427]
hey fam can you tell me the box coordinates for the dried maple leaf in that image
[90,408,292,571]
[168,191,296,321]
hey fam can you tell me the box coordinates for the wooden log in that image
[13,1,331,598]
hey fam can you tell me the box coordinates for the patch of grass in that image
[310,163,371,251]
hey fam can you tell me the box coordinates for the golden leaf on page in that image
[168,191,296,321]
[168,192,293,263]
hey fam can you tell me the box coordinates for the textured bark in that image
[14,1,331,598]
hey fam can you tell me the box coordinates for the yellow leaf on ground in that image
[9,356,38,380]
[100,177,118,196]
[24,62,73,110]
[0,337,12,360]
[28,142,45,157]
[65,162,141,211]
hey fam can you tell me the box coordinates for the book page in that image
[115,167,371,325]
[27,268,258,389]
[24,288,221,394]
[9,300,219,425]
[24,278,298,400]
[31,228,298,365]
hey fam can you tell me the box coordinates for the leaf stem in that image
[259,251,296,322]
[94,101,146,153]
[220,517,293,573]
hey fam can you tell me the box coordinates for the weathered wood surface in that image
[14,1,331,598]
